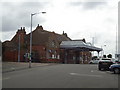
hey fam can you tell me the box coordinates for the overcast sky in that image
[0,0,119,57]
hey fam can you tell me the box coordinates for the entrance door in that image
[75,51,80,64]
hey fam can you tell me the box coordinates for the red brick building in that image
[2,25,102,63]
[2,25,71,63]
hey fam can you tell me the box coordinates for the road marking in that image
[11,67,15,70]
[91,70,94,72]
[69,73,103,78]
[90,70,106,74]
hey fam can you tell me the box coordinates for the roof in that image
[2,41,18,51]
[26,29,50,45]
[55,34,71,43]
[2,41,17,47]
[60,41,102,52]
[72,39,86,43]
[25,25,71,45]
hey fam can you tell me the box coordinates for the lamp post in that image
[29,12,46,68]
[101,45,106,58]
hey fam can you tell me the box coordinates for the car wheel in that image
[99,67,101,70]
[114,68,120,74]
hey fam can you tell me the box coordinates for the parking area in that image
[2,64,119,88]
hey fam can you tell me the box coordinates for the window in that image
[52,54,55,59]
[51,41,55,47]
[57,55,60,59]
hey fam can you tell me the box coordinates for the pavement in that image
[2,62,56,73]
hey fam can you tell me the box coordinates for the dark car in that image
[98,58,113,71]
[109,64,120,74]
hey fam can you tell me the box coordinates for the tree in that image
[107,54,112,58]
[92,56,98,60]
[103,55,106,58]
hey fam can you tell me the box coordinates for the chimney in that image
[39,26,43,30]
[36,24,43,30]
[62,31,65,35]
[17,29,20,34]
[62,31,68,37]
[22,27,26,34]
[16,27,26,34]
[82,38,86,43]
[23,27,25,30]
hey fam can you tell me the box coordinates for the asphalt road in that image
[2,64,119,88]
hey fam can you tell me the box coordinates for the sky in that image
[0,0,119,57]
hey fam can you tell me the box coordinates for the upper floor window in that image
[51,40,55,47]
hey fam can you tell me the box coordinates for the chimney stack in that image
[62,31,68,37]
[36,24,43,30]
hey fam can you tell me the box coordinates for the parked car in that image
[109,63,120,74]
[98,58,113,71]
[111,58,119,64]
[89,60,99,64]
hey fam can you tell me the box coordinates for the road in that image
[2,64,119,88]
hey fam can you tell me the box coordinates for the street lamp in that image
[101,45,106,58]
[29,11,46,68]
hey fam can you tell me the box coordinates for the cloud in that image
[1,0,118,57]
[2,2,50,32]
[83,2,107,9]
[69,2,82,6]
[69,2,107,10]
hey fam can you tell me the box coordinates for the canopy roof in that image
[60,41,102,52]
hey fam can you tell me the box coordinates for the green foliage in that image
[92,56,98,60]
[107,54,112,58]
[103,55,106,58]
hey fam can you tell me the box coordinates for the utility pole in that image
[115,24,118,59]
[18,35,20,62]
